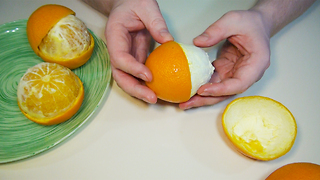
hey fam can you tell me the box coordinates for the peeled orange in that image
[145,41,214,103]
[27,4,94,69]
[266,162,320,179]
[17,62,84,125]
[222,96,297,161]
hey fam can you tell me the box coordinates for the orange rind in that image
[222,96,297,161]
[266,162,320,179]
[145,41,214,103]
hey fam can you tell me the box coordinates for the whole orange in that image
[145,41,214,103]
[266,162,320,179]
[27,4,94,69]
[17,62,84,125]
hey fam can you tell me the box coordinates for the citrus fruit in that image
[266,162,320,179]
[17,62,84,125]
[145,41,214,103]
[222,96,297,161]
[27,4,94,69]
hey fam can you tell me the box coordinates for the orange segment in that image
[27,4,75,54]
[17,62,84,125]
[145,41,192,103]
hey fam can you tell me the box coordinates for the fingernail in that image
[199,88,211,96]
[196,33,209,42]
[142,98,151,104]
[160,29,173,41]
[138,73,148,82]
[142,96,156,104]
[181,106,191,110]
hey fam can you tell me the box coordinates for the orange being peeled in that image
[17,62,84,125]
[27,4,94,69]
[266,162,320,179]
[145,41,214,103]
[222,96,297,161]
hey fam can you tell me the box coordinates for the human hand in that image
[106,0,173,103]
[179,10,271,110]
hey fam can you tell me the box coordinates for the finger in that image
[131,29,152,63]
[112,52,152,82]
[198,78,248,97]
[106,20,152,82]
[137,0,174,43]
[112,66,157,104]
[198,56,267,97]
[193,11,241,47]
[179,95,231,110]
[209,72,222,83]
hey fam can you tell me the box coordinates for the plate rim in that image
[0,19,112,163]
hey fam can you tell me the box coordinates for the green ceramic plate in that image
[0,20,112,163]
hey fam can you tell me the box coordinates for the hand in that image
[106,0,173,103]
[179,10,271,110]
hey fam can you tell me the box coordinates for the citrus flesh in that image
[145,41,214,103]
[222,96,297,161]
[27,4,94,69]
[26,4,75,54]
[266,162,320,180]
[17,62,84,125]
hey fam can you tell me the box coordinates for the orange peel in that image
[222,96,297,161]
[145,41,214,103]
[266,162,320,179]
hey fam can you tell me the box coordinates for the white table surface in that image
[1,0,320,179]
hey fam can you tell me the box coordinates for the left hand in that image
[179,10,271,110]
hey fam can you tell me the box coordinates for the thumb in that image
[193,12,238,47]
[137,1,173,43]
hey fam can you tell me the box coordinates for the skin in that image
[82,0,316,109]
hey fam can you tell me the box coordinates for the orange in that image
[17,62,84,125]
[266,162,320,179]
[27,4,94,69]
[222,96,297,161]
[145,41,214,103]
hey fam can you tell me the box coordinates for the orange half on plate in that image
[27,4,94,69]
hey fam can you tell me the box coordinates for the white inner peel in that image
[17,63,80,119]
[179,43,214,97]
[39,14,91,59]
[223,98,296,158]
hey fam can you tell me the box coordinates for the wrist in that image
[249,6,273,38]
[249,0,316,37]
[82,0,115,16]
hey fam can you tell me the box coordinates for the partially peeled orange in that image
[145,41,214,103]
[27,4,94,69]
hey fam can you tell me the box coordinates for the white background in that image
[1,0,320,179]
